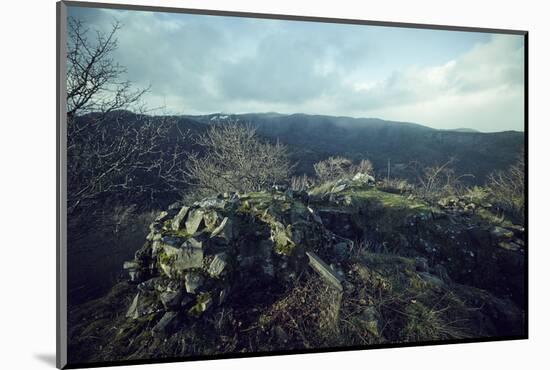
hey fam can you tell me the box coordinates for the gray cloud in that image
[67,6,525,131]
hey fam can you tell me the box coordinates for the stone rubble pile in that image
[123,191,352,335]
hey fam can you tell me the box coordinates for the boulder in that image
[185,209,205,234]
[203,210,221,231]
[171,206,190,231]
[210,217,233,241]
[184,271,204,294]
[207,253,228,278]
[159,240,204,278]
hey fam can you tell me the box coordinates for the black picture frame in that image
[57,1,528,368]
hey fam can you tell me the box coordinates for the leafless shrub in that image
[411,158,473,201]
[354,159,374,175]
[290,174,315,191]
[314,157,374,183]
[487,154,525,223]
[378,178,413,194]
[184,123,292,195]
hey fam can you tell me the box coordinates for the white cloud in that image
[68,7,525,131]
[342,34,524,131]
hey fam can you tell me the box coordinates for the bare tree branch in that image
[184,122,292,195]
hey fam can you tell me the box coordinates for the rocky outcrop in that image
[307,182,526,307]
[69,183,524,363]
[123,191,352,332]
[61,179,518,363]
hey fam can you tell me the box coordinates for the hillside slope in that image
[68,177,525,364]
[187,113,524,184]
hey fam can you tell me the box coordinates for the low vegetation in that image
[65,17,526,365]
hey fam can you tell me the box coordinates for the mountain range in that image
[184,112,524,184]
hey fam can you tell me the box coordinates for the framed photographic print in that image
[56,1,528,368]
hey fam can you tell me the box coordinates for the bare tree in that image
[67,114,190,215]
[185,123,292,195]
[314,156,353,182]
[66,18,147,120]
[66,18,189,216]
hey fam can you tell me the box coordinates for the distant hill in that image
[186,113,524,185]
[444,128,480,133]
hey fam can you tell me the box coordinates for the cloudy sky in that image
[68,6,525,132]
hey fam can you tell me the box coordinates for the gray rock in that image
[151,311,179,337]
[178,243,204,270]
[123,261,140,270]
[161,236,184,247]
[198,198,227,209]
[155,211,169,222]
[124,261,144,283]
[184,271,204,294]
[160,290,183,310]
[127,270,143,283]
[171,206,190,231]
[183,237,203,250]
[125,293,141,319]
[185,209,205,234]
[125,293,160,319]
[306,251,344,292]
[210,217,232,240]
[188,293,213,317]
[159,241,204,277]
[197,293,213,312]
[203,210,221,231]
[207,253,228,278]
[146,230,162,241]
